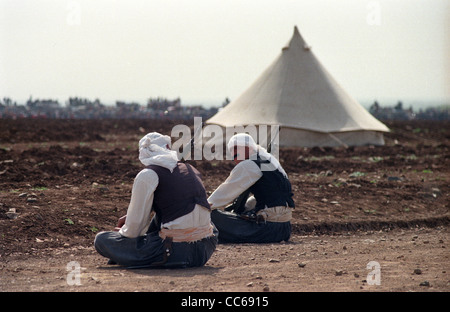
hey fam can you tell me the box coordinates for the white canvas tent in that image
[206,26,389,147]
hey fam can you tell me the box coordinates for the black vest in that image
[249,154,295,211]
[147,162,210,224]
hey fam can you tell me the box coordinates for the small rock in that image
[335,270,344,276]
[27,197,37,203]
[269,259,280,263]
[431,188,441,196]
[413,269,422,275]
[6,208,19,219]
[419,281,430,287]
[18,193,28,198]
[91,276,101,284]
[246,282,253,287]
[263,285,270,292]
[298,263,306,268]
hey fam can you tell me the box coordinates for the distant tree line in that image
[369,101,449,121]
[1,96,448,120]
[0,96,218,120]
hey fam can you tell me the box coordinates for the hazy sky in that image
[1,0,449,107]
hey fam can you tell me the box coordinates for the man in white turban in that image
[208,133,295,243]
[94,132,217,268]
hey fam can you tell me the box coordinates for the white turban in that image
[227,133,257,154]
[138,132,178,171]
[227,133,287,176]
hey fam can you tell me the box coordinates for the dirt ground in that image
[0,118,448,293]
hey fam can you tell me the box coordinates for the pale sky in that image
[1,0,449,108]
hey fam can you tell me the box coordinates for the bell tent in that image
[206,26,389,147]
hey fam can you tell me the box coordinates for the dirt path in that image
[1,227,448,292]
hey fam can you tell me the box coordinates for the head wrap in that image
[227,133,257,154]
[138,132,178,171]
[227,133,287,176]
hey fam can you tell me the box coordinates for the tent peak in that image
[288,25,310,51]
[292,25,301,41]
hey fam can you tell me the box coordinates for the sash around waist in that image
[159,224,214,243]
[256,206,292,223]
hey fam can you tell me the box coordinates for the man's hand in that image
[114,215,126,231]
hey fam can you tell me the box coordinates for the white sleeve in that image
[208,160,262,209]
[119,169,158,238]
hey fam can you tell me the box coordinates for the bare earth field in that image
[0,118,448,295]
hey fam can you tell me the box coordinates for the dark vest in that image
[249,154,295,211]
[147,162,210,224]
